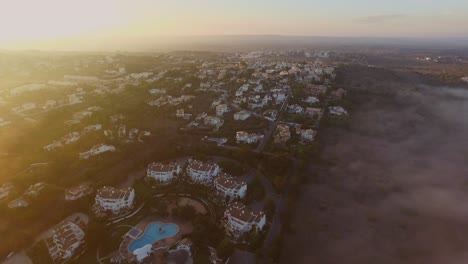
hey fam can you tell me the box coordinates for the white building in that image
[8,197,29,208]
[94,186,135,214]
[186,160,220,185]
[82,124,102,134]
[328,106,348,116]
[147,162,182,184]
[287,104,304,114]
[236,131,263,144]
[43,141,63,151]
[24,182,46,197]
[214,173,247,201]
[216,104,228,116]
[305,108,324,119]
[45,221,86,263]
[298,128,316,142]
[233,110,251,121]
[0,183,13,200]
[204,116,223,128]
[65,183,93,201]
[224,202,266,238]
[79,144,116,159]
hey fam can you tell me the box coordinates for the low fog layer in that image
[282,67,468,264]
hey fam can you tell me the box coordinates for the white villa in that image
[79,144,116,159]
[224,202,266,238]
[233,110,251,121]
[65,183,93,201]
[214,173,247,201]
[0,183,13,200]
[328,106,348,116]
[236,131,263,144]
[186,160,220,185]
[298,128,316,142]
[94,186,135,214]
[204,116,223,129]
[8,197,29,208]
[147,161,182,184]
[45,221,86,263]
[216,104,228,116]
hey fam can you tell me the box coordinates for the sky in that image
[1,0,468,50]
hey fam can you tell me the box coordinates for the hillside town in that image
[0,49,350,264]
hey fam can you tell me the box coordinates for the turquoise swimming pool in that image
[128,222,179,252]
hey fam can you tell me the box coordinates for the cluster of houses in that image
[45,219,87,264]
[79,144,116,159]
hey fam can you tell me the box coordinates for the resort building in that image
[236,131,263,144]
[8,197,29,208]
[214,173,247,201]
[94,186,135,214]
[186,160,220,185]
[224,202,266,238]
[79,144,116,159]
[306,84,328,96]
[0,183,13,200]
[65,183,93,201]
[305,107,324,119]
[274,124,291,144]
[328,106,348,116]
[204,116,224,129]
[45,221,86,263]
[233,110,251,121]
[298,128,316,142]
[24,182,46,197]
[216,104,228,116]
[147,161,182,184]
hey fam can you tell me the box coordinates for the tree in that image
[216,238,235,259]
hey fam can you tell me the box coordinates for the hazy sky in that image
[1,0,468,50]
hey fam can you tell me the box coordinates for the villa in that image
[79,144,116,159]
[45,221,86,263]
[224,202,266,238]
[305,107,324,119]
[233,110,251,121]
[186,159,220,185]
[204,116,224,129]
[147,161,182,184]
[94,186,135,215]
[24,182,46,197]
[216,104,228,116]
[298,128,316,142]
[328,106,348,116]
[274,124,291,144]
[65,183,93,201]
[0,183,13,200]
[8,197,29,208]
[214,173,247,201]
[306,84,328,96]
[236,131,263,144]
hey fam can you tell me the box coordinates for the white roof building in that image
[186,160,220,185]
[65,183,93,201]
[0,183,13,200]
[224,202,266,238]
[45,221,86,263]
[216,104,228,117]
[94,186,135,215]
[233,110,251,121]
[8,197,29,208]
[147,162,182,184]
[236,131,263,144]
[328,106,348,116]
[79,144,116,160]
[214,173,247,201]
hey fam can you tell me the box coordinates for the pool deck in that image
[119,217,192,261]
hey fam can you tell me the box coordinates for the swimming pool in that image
[128,222,179,253]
